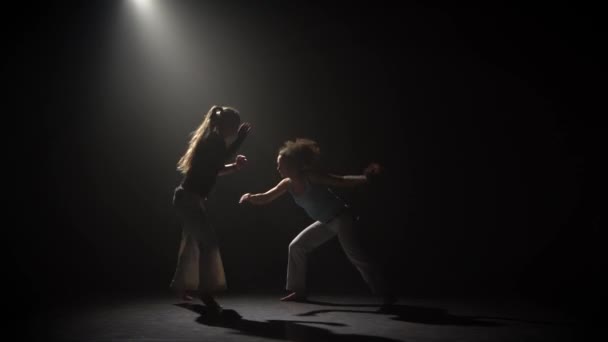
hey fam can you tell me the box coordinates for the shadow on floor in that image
[299,300,565,326]
[176,303,403,342]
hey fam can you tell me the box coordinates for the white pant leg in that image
[330,213,387,295]
[286,221,337,293]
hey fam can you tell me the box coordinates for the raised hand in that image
[237,122,252,140]
[363,162,382,176]
[235,154,248,170]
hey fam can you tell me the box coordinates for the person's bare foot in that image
[280,292,307,302]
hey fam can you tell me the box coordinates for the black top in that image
[180,131,245,197]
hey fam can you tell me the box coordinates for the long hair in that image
[177,105,239,174]
[278,138,321,174]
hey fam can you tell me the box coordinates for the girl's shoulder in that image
[278,177,292,187]
[305,171,325,184]
[206,131,224,145]
[198,132,224,151]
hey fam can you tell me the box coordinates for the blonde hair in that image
[278,138,321,173]
[177,105,239,174]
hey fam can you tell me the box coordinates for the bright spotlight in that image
[131,0,152,10]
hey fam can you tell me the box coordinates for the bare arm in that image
[309,173,368,187]
[308,163,382,187]
[217,163,239,176]
[218,155,248,176]
[240,178,291,205]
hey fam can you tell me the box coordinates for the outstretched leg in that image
[332,214,394,304]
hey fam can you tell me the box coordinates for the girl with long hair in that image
[171,105,251,312]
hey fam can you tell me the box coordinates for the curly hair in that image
[278,138,321,174]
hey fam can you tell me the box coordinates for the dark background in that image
[6,0,603,324]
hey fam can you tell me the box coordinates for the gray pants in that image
[170,187,226,293]
[286,212,388,295]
